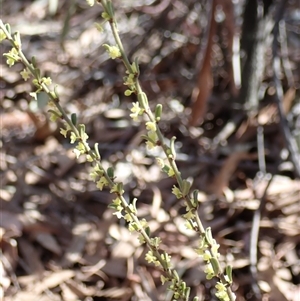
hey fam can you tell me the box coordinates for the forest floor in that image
[1,1,300,301]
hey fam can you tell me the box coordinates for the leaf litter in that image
[1,1,300,300]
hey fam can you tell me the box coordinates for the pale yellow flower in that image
[20,69,30,81]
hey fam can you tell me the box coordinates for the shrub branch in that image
[0,5,236,299]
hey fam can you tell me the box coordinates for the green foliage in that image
[0,2,236,299]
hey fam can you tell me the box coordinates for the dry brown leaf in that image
[257,104,278,125]
[34,233,62,256]
[60,218,91,268]
[112,241,136,259]
[277,216,300,236]
[288,285,300,301]
[0,111,34,132]
[230,258,250,269]
[94,286,132,299]
[208,151,257,196]
[189,0,217,126]
[65,279,98,299]
[1,236,19,278]
[18,238,45,275]
[150,185,162,219]
[284,247,300,275]
[109,224,132,242]
[136,266,159,301]
[60,282,80,301]
[0,211,23,239]
[102,258,127,278]
[282,87,296,114]
[0,259,11,299]
[271,273,292,301]
[26,111,54,142]
[20,210,63,236]
[17,275,37,286]
[33,270,75,294]
[54,151,77,178]
[5,291,56,301]
[267,175,300,195]
[222,0,240,97]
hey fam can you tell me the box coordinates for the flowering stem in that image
[101,0,133,73]
[97,2,236,300]
[1,18,189,298]
[1,6,236,299]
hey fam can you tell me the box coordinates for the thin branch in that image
[272,0,300,178]
[250,174,273,299]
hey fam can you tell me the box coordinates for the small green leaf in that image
[13,31,21,47]
[205,227,213,245]
[155,104,162,121]
[184,287,190,301]
[137,92,148,110]
[31,56,37,67]
[181,281,186,291]
[71,113,77,126]
[181,179,191,197]
[172,270,180,281]
[131,198,137,211]
[133,57,140,74]
[34,68,41,80]
[5,23,11,35]
[54,85,59,98]
[37,91,49,109]
[106,0,115,18]
[225,265,233,284]
[145,226,150,236]
[170,136,176,159]
[192,190,199,207]
[107,167,114,178]
[94,143,101,159]
[209,257,220,276]
[78,124,86,138]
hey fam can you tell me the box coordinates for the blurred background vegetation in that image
[1,1,300,301]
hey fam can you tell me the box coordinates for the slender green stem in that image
[1,11,236,300]
[97,3,236,299]
[1,18,188,297]
[110,20,133,73]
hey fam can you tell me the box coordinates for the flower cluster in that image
[145,250,171,268]
[145,128,158,150]
[194,229,234,300]
[195,229,220,279]
[128,218,148,244]
[90,163,121,195]
[172,185,182,199]
[156,158,175,177]
[4,47,20,67]
[123,62,139,96]
[124,73,135,94]
[71,125,89,158]
[30,77,53,101]
[129,101,144,121]
[215,282,230,301]
[168,271,190,300]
